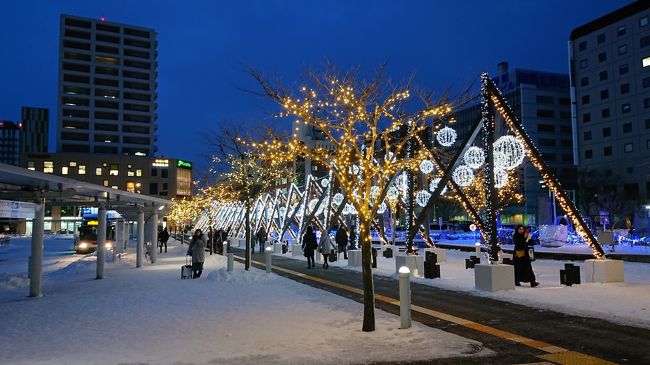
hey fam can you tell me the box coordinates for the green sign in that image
[177,160,192,169]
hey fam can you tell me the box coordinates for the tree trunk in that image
[245,200,251,271]
[360,218,376,332]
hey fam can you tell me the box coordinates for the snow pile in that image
[0,241,490,365]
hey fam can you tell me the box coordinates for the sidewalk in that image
[235,246,650,364]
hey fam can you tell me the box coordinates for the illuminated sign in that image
[152,159,169,167]
[87,220,99,226]
[177,160,192,169]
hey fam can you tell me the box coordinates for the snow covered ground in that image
[281,245,650,329]
[0,237,490,365]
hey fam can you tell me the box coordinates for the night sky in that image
[0,0,625,172]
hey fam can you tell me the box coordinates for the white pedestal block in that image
[585,259,624,283]
[292,244,303,257]
[395,254,424,277]
[424,248,447,263]
[273,242,284,254]
[474,264,515,292]
[315,251,322,263]
[348,249,362,267]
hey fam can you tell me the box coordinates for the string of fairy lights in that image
[188,69,605,261]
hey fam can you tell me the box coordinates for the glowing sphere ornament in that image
[452,165,474,187]
[320,178,329,188]
[463,146,485,169]
[416,190,431,207]
[332,193,344,206]
[494,168,509,188]
[436,127,457,147]
[494,135,525,170]
[419,159,435,174]
[352,164,360,175]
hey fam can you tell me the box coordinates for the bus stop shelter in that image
[0,162,172,297]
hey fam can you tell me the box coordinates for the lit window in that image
[643,57,650,67]
[103,180,109,187]
[27,161,35,171]
[96,167,102,176]
[128,171,135,177]
[79,165,86,175]
[136,169,142,177]
[44,161,54,174]
[126,181,135,193]
[109,164,119,176]
[61,166,69,175]
[69,161,77,167]
[624,143,633,153]
[135,182,142,187]
[111,186,118,190]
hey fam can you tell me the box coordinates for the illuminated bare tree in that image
[250,66,458,331]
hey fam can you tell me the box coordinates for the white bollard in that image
[265,246,273,273]
[475,242,481,257]
[227,253,234,272]
[399,266,411,329]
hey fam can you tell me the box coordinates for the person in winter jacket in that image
[301,226,318,269]
[188,229,207,278]
[512,225,538,287]
[318,230,335,269]
[335,226,348,259]
[158,227,170,253]
[256,226,267,254]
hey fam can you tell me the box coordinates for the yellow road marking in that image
[235,255,615,365]
[538,351,618,365]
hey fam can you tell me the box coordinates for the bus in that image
[74,208,122,254]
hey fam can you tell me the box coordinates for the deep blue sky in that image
[0,0,625,172]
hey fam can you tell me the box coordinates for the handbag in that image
[515,250,525,258]
[329,249,337,262]
[528,247,535,261]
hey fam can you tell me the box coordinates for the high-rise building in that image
[57,14,158,156]
[20,106,49,154]
[0,120,21,166]
[454,63,575,225]
[569,1,650,206]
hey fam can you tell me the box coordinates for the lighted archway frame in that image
[483,74,605,259]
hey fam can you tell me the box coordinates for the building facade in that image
[57,15,158,156]
[20,106,49,154]
[0,120,21,166]
[21,153,192,199]
[569,1,650,207]
[454,63,575,225]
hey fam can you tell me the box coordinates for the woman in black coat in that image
[335,226,348,259]
[301,226,318,269]
[512,225,539,287]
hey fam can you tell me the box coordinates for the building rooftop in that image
[570,1,650,40]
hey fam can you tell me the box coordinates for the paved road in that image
[232,248,649,364]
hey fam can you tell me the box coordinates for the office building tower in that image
[0,120,21,166]
[20,106,49,154]
[58,14,158,156]
[569,1,650,205]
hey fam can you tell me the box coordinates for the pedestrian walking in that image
[318,229,335,269]
[188,229,207,278]
[256,226,267,254]
[335,225,348,259]
[512,225,539,287]
[158,227,169,253]
[301,226,318,269]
